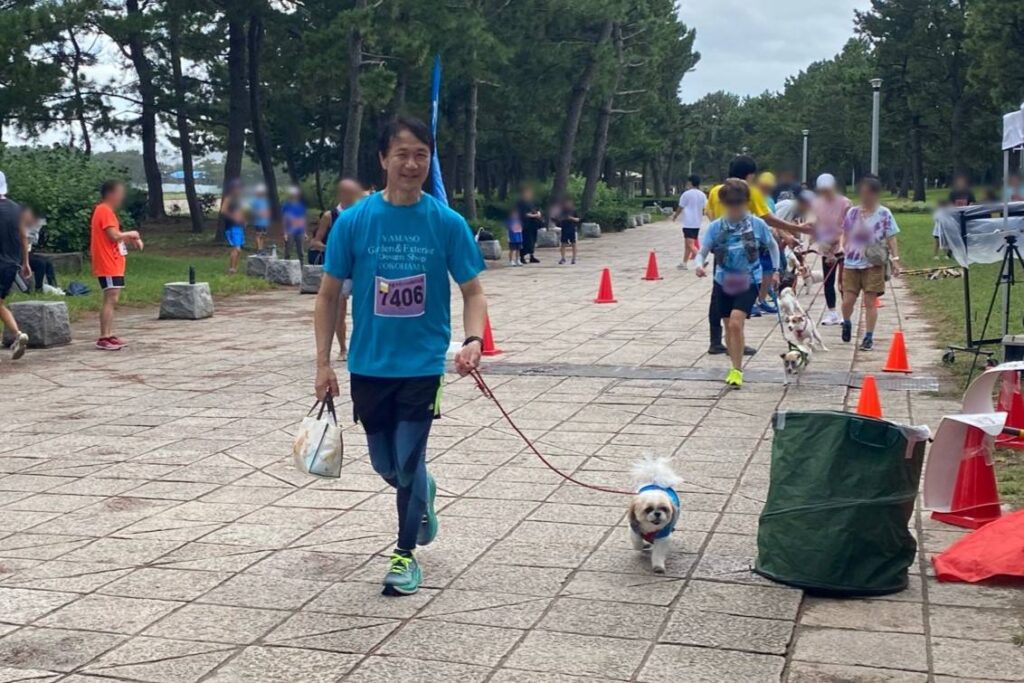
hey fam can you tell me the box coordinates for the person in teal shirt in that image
[315,117,488,596]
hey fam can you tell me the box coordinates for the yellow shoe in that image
[725,368,744,388]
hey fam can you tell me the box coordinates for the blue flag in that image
[428,55,448,206]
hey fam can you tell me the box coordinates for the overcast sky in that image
[677,0,872,103]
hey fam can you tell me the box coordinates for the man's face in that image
[338,181,362,208]
[521,188,534,203]
[379,129,430,194]
[954,177,968,190]
[108,185,126,209]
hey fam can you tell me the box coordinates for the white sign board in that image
[1004,109,1024,151]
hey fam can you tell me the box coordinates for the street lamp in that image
[801,130,810,183]
[870,78,882,175]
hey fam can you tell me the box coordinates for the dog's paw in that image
[652,563,666,574]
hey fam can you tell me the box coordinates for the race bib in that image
[722,271,752,296]
[374,273,426,317]
[118,242,128,256]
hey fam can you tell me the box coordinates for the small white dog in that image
[628,457,681,573]
[778,287,828,351]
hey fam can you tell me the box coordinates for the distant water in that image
[162,183,221,194]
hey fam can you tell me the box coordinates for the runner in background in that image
[220,179,245,274]
[249,184,271,253]
[704,156,806,355]
[310,178,363,360]
[672,175,706,270]
[0,171,30,360]
[808,173,850,326]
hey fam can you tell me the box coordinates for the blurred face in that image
[106,184,126,209]
[859,183,880,207]
[954,176,968,191]
[521,187,535,202]
[338,180,362,208]
[379,129,430,194]
[723,196,746,221]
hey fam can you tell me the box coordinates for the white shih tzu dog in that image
[627,457,681,574]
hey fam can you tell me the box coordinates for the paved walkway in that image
[0,217,1022,682]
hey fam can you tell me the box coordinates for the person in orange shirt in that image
[90,181,143,351]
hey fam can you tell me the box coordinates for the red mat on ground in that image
[933,509,1024,583]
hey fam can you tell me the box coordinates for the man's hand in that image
[455,340,482,376]
[695,265,707,278]
[891,259,901,277]
[315,364,339,401]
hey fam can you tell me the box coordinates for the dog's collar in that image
[631,484,680,542]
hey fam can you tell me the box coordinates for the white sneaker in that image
[11,332,28,360]
[677,262,688,270]
[820,311,841,326]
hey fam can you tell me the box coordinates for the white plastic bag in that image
[292,395,343,478]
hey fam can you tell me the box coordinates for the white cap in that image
[0,171,7,196]
[815,173,836,191]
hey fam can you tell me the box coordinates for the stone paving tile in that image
[505,630,649,680]
[786,662,929,682]
[344,655,491,683]
[203,645,360,683]
[0,627,125,673]
[791,626,929,672]
[34,594,181,634]
[142,603,288,645]
[81,636,235,682]
[264,612,399,653]
[931,636,1024,680]
[378,620,523,667]
[661,607,794,655]
[800,596,925,633]
[638,643,785,682]
[96,567,231,601]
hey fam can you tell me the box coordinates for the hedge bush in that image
[0,146,136,252]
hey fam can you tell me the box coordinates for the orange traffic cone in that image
[882,330,912,373]
[594,268,617,304]
[642,251,663,281]
[932,425,1003,529]
[481,317,502,357]
[856,374,883,418]
[997,372,1024,449]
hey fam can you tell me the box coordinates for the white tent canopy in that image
[1004,105,1024,151]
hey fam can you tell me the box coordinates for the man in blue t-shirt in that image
[315,117,488,596]
[248,184,271,253]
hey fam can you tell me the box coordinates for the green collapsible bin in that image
[755,410,928,596]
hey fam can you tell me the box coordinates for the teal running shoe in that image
[382,552,421,596]
[418,473,439,546]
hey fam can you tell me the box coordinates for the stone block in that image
[246,254,275,279]
[159,282,213,320]
[643,212,652,223]
[266,259,302,286]
[478,240,502,260]
[581,223,601,238]
[300,265,323,294]
[536,228,560,248]
[661,206,674,215]
[1,301,71,348]
[627,216,639,229]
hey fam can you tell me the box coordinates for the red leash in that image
[468,369,633,496]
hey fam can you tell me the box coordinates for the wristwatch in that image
[463,336,483,347]
[891,256,901,261]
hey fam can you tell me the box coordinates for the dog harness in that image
[630,484,681,543]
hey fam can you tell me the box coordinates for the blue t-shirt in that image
[282,201,307,235]
[699,214,778,286]
[250,196,270,228]
[324,192,485,378]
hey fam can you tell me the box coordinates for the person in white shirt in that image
[672,175,707,269]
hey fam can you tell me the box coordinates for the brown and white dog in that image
[778,287,828,352]
[627,457,681,574]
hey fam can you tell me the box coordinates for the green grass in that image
[8,219,273,320]
[895,211,1024,507]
